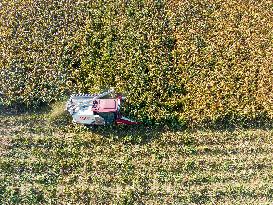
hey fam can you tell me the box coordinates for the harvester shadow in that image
[88,115,273,145]
[90,124,175,145]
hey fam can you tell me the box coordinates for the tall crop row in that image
[0,0,88,106]
[0,0,272,124]
[170,0,273,123]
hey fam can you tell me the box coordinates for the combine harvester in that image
[66,89,141,126]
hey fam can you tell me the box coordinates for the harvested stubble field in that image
[0,112,272,205]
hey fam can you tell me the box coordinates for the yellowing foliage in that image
[0,0,272,124]
[169,0,273,124]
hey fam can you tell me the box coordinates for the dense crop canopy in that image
[0,0,272,124]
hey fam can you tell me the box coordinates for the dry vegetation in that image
[0,112,272,204]
[0,0,272,203]
[0,0,272,124]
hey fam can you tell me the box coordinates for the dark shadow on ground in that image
[88,114,273,145]
[1,105,272,145]
[84,124,176,144]
[88,118,272,144]
[196,114,273,132]
[0,104,51,116]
